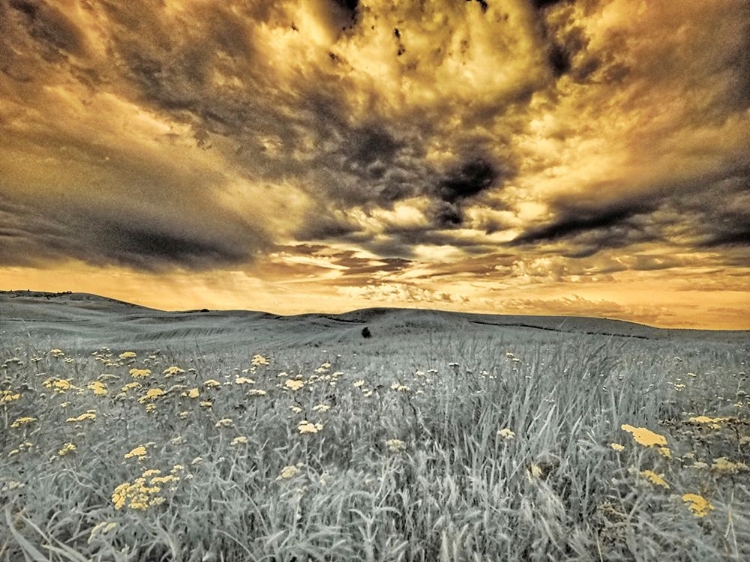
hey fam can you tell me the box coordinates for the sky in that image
[0,0,749,329]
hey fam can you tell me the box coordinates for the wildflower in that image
[658,447,672,459]
[712,457,748,474]
[386,439,406,452]
[186,388,200,398]
[129,368,151,378]
[528,463,543,480]
[688,416,730,425]
[200,400,213,408]
[122,382,141,392]
[58,443,76,456]
[151,474,178,485]
[252,354,270,367]
[610,443,625,451]
[621,424,667,447]
[235,376,255,385]
[10,416,36,428]
[290,406,302,414]
[285,379,304,391]
[8,449,19,457]
[50,349,65,357]
[353,379,365,388]
[163,366,185,377]
[277,465,301,480]
[179,411,190,419]
[191,456,203,465]
[673,384,686,391]
[145,403,156,413]
[204,379,221,388]
[298,420,323,434]
[119,352,136,360]
[640,470,669,489]
[87,381,108,396]
[692,461,709,469]
[683,494,714,517]
[138,388,166,403]
[142,469,161,478]
[43,377,74,393]
[1,390,21,404]
[66,410,96,422]
[391,383,410,392]
[312,403,331,413]
[215,418,233,428]
[247,389,267,396]
[231,436,248,445]
[497,428,515,440]
[125,446,148,460]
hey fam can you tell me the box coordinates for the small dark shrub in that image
[361,327,372,338]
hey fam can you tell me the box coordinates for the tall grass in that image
[1,334,748,561]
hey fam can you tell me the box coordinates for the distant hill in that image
[0,290,747,352]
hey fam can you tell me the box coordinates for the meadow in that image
[1,304,749,561]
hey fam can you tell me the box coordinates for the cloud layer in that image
[0,0,748,327]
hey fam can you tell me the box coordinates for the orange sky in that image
[1,0,749,329]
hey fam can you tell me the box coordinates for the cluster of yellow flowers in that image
[112,465,183,510]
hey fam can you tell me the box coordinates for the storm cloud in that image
[0,0,749,328]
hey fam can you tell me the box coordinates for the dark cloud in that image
[531,0,569,10]
[512,200,655,247]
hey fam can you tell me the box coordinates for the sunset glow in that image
[1,0,748,328]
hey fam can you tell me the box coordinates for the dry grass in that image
[1,335,749,561]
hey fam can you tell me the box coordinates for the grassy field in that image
[1,330,749,561]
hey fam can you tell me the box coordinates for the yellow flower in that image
[142,469,161,478]
[285,379,304,391]
[58,442,76,456]
[186,388,200,398]
[231,436,248,445]
[497,428,515,440]
[688,416,730,425]
[215,418,233,428]
[119,352,136,360]
[353,379,365,388]
[125,446,148,460]
[277,465,300,480]
[122,382,141,392]
[712,457,748,474]
[252,354,270,367]
[138,388,166,403]
[682,494,714,517]
[0,390,21,404]
[386,439,406,452]
[298,420,323,434]
[621,424,667,447]
[66,410,96,423]
[247,389,267,396]
[129,368,151,378]
[163,366,185,377]
[10,416,36,428]
[610,443,625,451]
[204,379,221,388]
[312,403,331,413]
[43,378,74,393]
[290,406,302,414]
[179,411,190,419]
[640,470,669,489]
[200,400,213,408]
[87,381,108,396]
[235,376,255,385]
[658,447,672,459]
